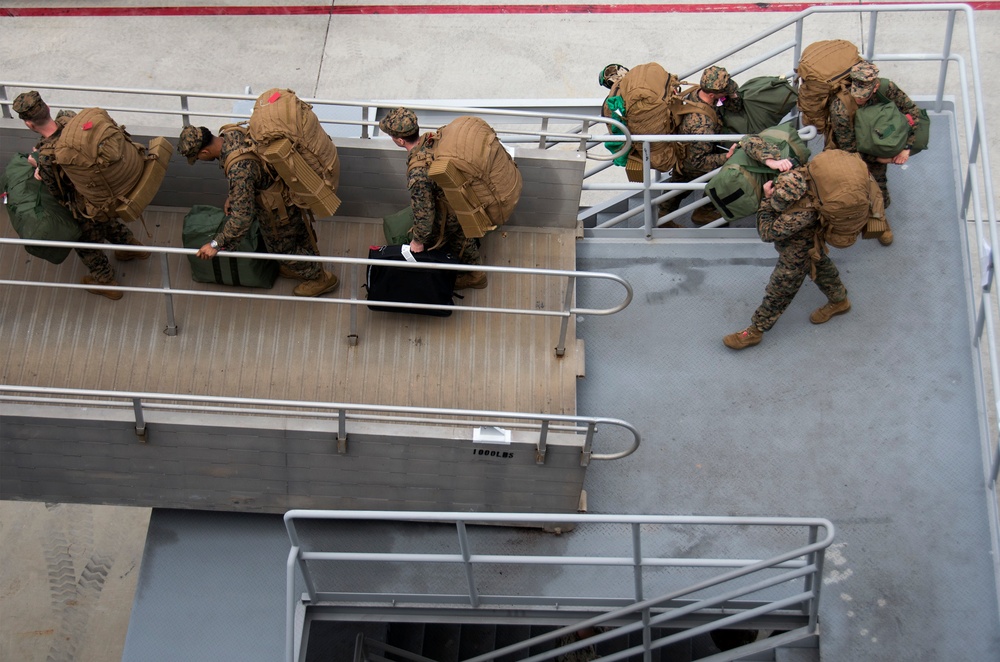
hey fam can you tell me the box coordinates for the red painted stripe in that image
[4,3,1000,18]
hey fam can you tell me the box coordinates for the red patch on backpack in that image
[82,121,93,130]
[268,92,281,104]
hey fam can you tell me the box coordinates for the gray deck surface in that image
[121,111,1000,661]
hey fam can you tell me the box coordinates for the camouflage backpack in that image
[49,107,147,221]
[796,40,864,136]
[602,63,713,179]
[409,116,523,239]
[248,88,342,217]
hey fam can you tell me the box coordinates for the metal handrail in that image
[0,81,633,160]
[284,511,835,662]
[0,385,642,463]
[0,238,632,356]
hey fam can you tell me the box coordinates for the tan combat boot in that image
[455,271,488,290]
[114,238,151,261]
[810,298,851,324]
[723,324,763,350]
[81,275,123,300]
[293,270,339,297]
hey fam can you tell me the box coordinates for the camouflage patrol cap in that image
[379,107,419,139]
[599,64,629,89]
[850,62,880,99]
[770,169,809,212]
[700,66,736,96]
[178,125,211,165]
[12,90,46,121]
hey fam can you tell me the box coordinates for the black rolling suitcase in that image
[366,244,458,316]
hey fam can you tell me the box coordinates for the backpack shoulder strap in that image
[673,87,717,118]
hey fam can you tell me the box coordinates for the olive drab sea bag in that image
[602,63,711,180]
[181,205,278,288]
[50,107,148,221]
[705,122,812,222]
[248,88,342,217]
[854,79,930,157]
[1,153,82,264]
[417,115,523,239]
[804,149,880,249]
[720,76,798,136]
[795,40,864,135]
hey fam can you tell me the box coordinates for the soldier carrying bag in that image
[181,205,279,288]
[720,76,798,136]
[854,78,930,157]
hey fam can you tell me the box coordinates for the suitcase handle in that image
[400,244,417,263]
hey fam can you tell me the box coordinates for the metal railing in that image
[0,385,641,463]
[0,82,632,160]
[285,511,834,662]
[0,238,632,357]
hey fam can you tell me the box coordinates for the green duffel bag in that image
[383,206,414,245]
[181,205,279,288]
[908,107,930,155]
[1,153,82,265]
[705,122,811,222]
[720,76,798,136]
[854,78,924,158]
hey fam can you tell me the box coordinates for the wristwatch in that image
[210,239,219,250]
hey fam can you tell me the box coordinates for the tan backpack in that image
[796,40,863,136]
[603,63,714,179]
[51,107,148,221]
[248,88,341,217]
[415,116,523,239]
[806,149,879,249]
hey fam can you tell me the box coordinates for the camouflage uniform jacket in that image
[756,182,818,244]
[737,135,783,164]
[216,128,293,249]
[677,88,727,175]
[406,132,460,247]
[829,78,921,155]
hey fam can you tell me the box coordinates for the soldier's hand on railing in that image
[196,243,219,260]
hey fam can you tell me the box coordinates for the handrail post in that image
[349,263,360,346]
[643,142,653,238]
[578,119,589,153]
[804,525,823,632]
[536,420,548,465]
[538,116,549,149]
[556,275,576,357]
[180,94,190,127]
[581,422,596,466]
[337,409,347,454]
[865,11,879,61]
[631,522,643,602]
[361,105,370,139]
[132,397,147,442]
[287,547,299,662]
[937,10,957,112]
[456,520,480,608]
[160,252,178,336]
[0,85,10,118]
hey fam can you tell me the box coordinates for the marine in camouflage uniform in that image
[723,168,851,350]
[177,125,339,297]
[379,107,486,290]
[828,61,920,212]
[15,91,148,299]
[659,66,741,225]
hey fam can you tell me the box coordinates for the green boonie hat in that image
[700,66,732,94]
[178,125,208,165]
[770,169,809,212]
[12,90,45,120]
[850,62,880,98]
[599,64,629,89]
[379,107,419,139]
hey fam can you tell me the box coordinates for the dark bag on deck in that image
[181,205,278,288]
[1,153,82,264]
[366,244,458,317]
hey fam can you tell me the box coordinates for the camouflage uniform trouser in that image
[657,169,708,218]
[865,159,891,208]
[260,208,324,280]
[75,216,138,283]
[432,215,482,266]
[751,234,848,332]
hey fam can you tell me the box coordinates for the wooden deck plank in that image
[2,208,579,417]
